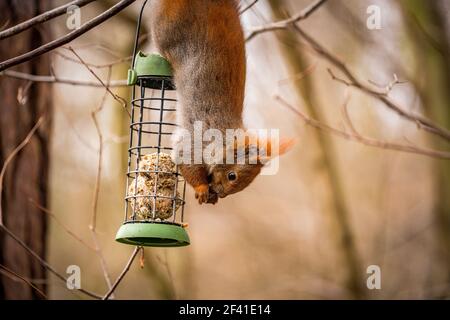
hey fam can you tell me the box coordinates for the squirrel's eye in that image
[227,172,237,181]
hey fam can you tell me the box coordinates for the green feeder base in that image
[115,222,190,247]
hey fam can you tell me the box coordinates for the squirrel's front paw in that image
[194,184,209,205]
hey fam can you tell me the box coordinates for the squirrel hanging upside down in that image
[149,0,293,205]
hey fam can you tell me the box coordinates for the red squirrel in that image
[149,0,293,204]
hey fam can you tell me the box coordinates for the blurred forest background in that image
[1,0,450,299]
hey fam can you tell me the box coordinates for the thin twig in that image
[90,67,111,230]
[291,25,450,142]
[239,0,259,15]
[340,92,359,136]
[0,0,96,40]
[0,93,101,301]
[0,19,10,31]
[67,47,130,117]
[28,198,96,251]
[64,43,124,58]
[0,0,136,71]
[54,50,132,69]
[16,80,33,105]
[89,66,115,296]
[102,247,141,300]
[277,61,317,86]
[275,95,450,160]
[367,74,408,95]
[0,264,47,299]
[0,116,45,226]
[0,224,102,299]
[1,70,128,87]
[246,0,450,143]
[246,0,327,41]
[57,104,98,152]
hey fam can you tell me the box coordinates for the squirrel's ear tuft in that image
[278,137,296,156]
[257,136,296,163]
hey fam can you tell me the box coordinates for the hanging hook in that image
[131,0,149,69]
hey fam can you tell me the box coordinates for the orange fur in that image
[150,1,293,204]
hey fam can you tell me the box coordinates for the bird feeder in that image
[115,0,189,247]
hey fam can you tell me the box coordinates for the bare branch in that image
[1,70,128,87]
[291,25,450,142]
[0,0,96,40]
[0,117,45,225]
[64,43,124,58]
[67,47,130,117]
[247,2,450,143]
[368,74,408,95]
[90,68,111,231]
[275,95,450,160]
[326,68,353,87]
[239,0,259,15]
[89,66,115,296]
[0,19,10,31]
[29,198,96,251]
[0,89,103,301]
[54,50,132,69]
[102,247,141,300]
[246,0,328,41]
[0,224,102,299]
[0,0,136,72]
[277,61,317,86]
[0,264,47,299]
[340,93,359,136]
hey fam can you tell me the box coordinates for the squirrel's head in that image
[207,136,294,198]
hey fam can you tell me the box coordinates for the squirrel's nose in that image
[212,184,224,195]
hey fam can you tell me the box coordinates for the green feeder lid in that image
[115,222,190,247]
[127,52,175,89]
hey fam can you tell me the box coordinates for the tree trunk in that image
[0,0,52,299]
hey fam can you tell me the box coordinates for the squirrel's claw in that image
[194,184,209,205]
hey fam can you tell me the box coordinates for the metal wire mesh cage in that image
[115,0,189,247]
